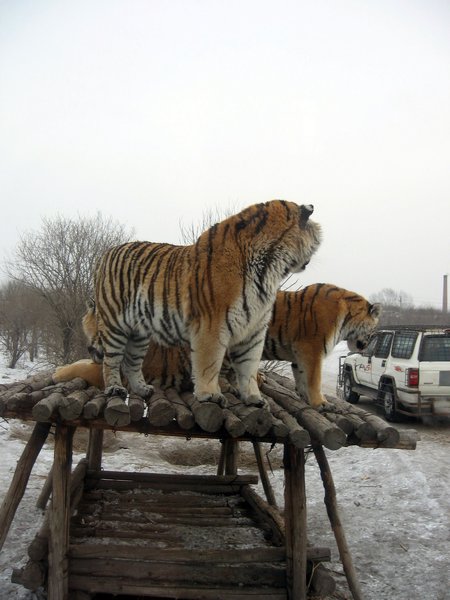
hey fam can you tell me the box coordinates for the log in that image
[128,393,146,421]
[68,576,287,600]
[266,397,310,448]
[48,425,75,600]
[252,442,277,507]
[28,459,88,561]
[147,386,176,426]
[312,442,363,600]
[283,444,307,599]
[223,408,246,437]
[180,391,223,432]
[309,562,336,596]
[87,429,104,470]
[0,370,54,400]
[104,395,131,427]
[69,556,286,587]
[241,484,285,546]
[223,439,239,475]
[321,410,354,435]
[86,470,258,486]
[224,393,272,437]
[165,387,195,429]
[69,544,286,563]
[36,464,53,510]
[32,391,64,421]
[359,428,418,450]
[3,390,46,416]
[59,387,98,421]
[83,393,107,419]
[11,561,46,591]
[0,421,52,552]
[261,379,347,450]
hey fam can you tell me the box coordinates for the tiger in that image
[86,201,321,407]
[54,283,380,411]
[262,283,381,407]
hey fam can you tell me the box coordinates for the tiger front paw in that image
[131,382,154,400]
[243,394,268,408]
[105,385,128,399]
[195,391,228,408]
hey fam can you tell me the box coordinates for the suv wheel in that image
[383,387,399,422]
[343,372,359,404]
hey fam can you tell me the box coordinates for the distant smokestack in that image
[444,274,448,313]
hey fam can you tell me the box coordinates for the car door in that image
[370,332,393,385]
[354,334,378,386]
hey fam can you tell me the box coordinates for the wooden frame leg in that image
[252,442,277,507]
[312,442,363,600]
[284,444,307,600]
[0,421,51,551]
[48,425,75,600]
[87,428,104,471]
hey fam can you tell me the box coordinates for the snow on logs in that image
[0,370,418,451]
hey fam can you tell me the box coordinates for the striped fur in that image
[87,200,321,406]
[55,283,380,411]
[263,284,381,407]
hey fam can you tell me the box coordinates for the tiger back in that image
[91,200,321,406]
[263,284,381,407]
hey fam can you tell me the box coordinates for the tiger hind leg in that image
[291,355,328,408]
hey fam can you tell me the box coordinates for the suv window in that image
[374,332,393,358]
[391,331,418,359]
[419,336,450,361]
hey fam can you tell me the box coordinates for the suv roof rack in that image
[378,324,450,332]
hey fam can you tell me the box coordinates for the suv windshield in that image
[419,335,450,361]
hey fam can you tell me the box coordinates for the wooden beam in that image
[48,425,74,600]
[312,442,363,600]
[0,421,51,551]
[252,442,277,507]
[283,444,307,600]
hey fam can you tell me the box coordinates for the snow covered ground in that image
[1,344,449,600]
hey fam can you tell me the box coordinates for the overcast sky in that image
[0,0,449,308]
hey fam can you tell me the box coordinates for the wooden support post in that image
[224,439,239,475]
[283,444,307,600]
[217,441,226,476]
[312,442,364,600]
[86,428,104,471]
[48,425,74,600]
[252,442,277,507]
[36,464,54,510]
[0,421,51,552]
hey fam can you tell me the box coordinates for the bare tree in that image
[0,282,42,368]
[5,213,133,363]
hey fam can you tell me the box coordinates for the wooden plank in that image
[69,557,286,587]
[0,421,52,551]
[48,425,75,600]
[69,544,286,563]
[241,485,285,547]
[69,576,287,599]
[86,470,258,486]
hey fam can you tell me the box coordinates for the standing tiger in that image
[55,284,380,410]
[263,283,381,407]
[87,200,321,406]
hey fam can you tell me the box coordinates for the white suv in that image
[338,327,450,421]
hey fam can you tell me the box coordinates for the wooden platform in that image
[0,370,418,600]
[69,471,288,599]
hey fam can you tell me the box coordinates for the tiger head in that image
[344,301,382,353]
[82,298,104,364]
[214,200,322,278]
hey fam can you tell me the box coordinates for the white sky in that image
[0,0,449,308]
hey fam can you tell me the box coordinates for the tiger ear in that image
[299,204,314,225]
[369,303,382,318]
